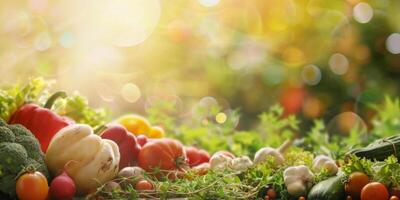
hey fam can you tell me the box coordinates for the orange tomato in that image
[16,171,49,200]
[298,197,305,200]
[360,182,389,200]
[345,172,370,198]
[135,180,153,191]
[148,126,165,138]
[390,196,400,200]
[117,115,151,136]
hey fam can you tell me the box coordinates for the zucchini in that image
[347,134,400,161]
[307,176,345,200]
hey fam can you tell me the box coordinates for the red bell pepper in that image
[185,146,210,167]
[100,124,141,169]
[9,91,73,152]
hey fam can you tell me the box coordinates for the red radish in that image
[50,171,76,200]
[137,134,148,146]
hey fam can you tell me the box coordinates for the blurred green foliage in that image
[1,0,400,129]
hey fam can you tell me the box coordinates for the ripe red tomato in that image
[360,182,389,200]
[345,172,370,198]
[135,180,153,191]
[16,171,49,200]
[138,138,188,178]
[186,146,210,167]
[266,188,277,199]
[390,196,400,200]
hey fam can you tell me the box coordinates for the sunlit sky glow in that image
[1,0,400,128]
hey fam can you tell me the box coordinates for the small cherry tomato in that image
[298,197,306,200]
[16,171,49,200]
[266,188,277,199]
[135,180,153,191]
[390,196,400,200]
[360,182,389,200]
[345,172,369,198]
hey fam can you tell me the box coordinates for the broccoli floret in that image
[0,123,49,198]
[0,127,15,142]
[7,124,33,137]
[0,175,16,198]
[0,119,6,127]
[15,135,43,161]
[0,143,28,175]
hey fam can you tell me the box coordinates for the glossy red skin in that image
[101,124,141,168]
[213,150,235,159]
[136,134,148,147]
[138,138,188,178]
[185,146,210,167]
[9,103,72,152]
[135,180,153,191]
[50,172,76,200]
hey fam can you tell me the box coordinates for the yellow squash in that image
[116,114,151,136]
[45,124,120,195]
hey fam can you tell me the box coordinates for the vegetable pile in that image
[1,78,400,200]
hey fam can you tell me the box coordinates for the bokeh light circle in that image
[102,0,161,47]
[198,0,220,7]
[198,96,218,109]
[4,12,31,37]
[386,33,400,54]
[329,53,349,75]
[263,65,285,85]
[62,0,161,47]
[34,32,52,51]
[96,82,116,102]
[121,83,141,103]
[353,2,373,24]
[302,97,323,118]
[215,112,227,124]
[301,65,321,86]
[59,32,75,48]
[327,111,367,135]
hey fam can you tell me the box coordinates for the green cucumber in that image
[347,134,400,161]
[307,176,345,200]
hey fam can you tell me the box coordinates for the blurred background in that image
[1,0,400,131]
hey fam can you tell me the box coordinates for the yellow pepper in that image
[116,114,151,136]
[148,126,165,138]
